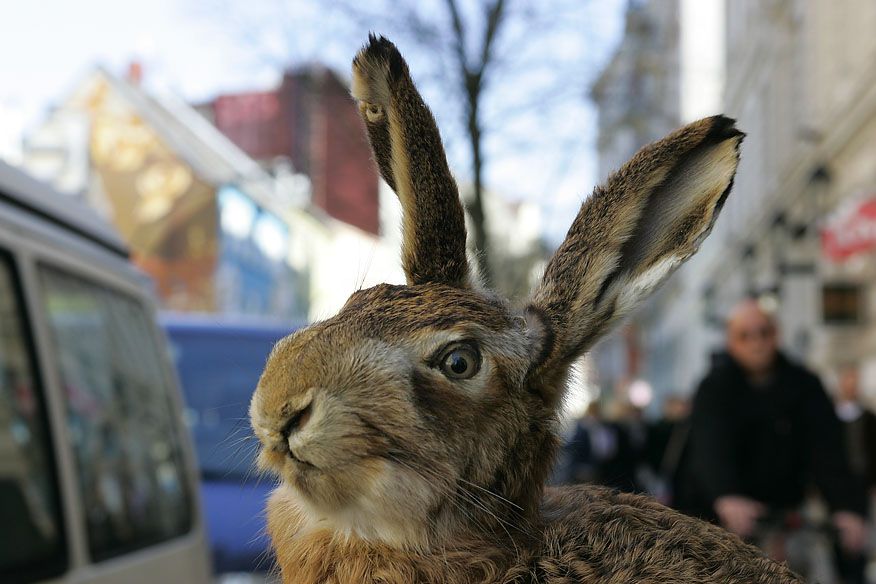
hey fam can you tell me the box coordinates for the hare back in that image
[524,485,803,583]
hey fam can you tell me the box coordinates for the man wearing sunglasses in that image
[682,299,869,582]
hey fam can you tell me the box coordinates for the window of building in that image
[39,265,192,561]
[0,254,66,582]
[822,283,864,325]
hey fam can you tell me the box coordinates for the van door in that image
[34,263,210,583]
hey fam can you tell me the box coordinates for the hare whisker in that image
[381,451,488,530]
[382,450,530,544]
[457,477,524,511]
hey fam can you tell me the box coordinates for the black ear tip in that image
[362,34,399,60]
[707,114,746,143]
[367,33,393,50]
[356,33,407,81]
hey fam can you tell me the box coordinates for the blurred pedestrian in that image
[684,299,869,582]
[835,363,876,492]
[645,395,691,507]
[602,401,648,494]
[834,363,876,584]
[555,402,611,485]
[556,401,646,493]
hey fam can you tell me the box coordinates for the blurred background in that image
[2,0,876,582]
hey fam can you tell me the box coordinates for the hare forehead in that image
[337,282,514,338]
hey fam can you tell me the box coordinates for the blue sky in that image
[1,0,626,244]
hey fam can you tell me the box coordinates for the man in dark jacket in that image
[684,300,868,561]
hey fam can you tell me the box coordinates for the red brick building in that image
[202,67,380,235]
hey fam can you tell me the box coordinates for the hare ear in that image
[352,35,474,289]
[527,116,743,387]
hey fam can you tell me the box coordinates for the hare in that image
[249,35,802,583]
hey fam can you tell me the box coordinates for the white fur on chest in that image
[277,458,441,551]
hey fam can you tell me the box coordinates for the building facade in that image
[642,0,876,407]
[21,68,309,318]
[198,67,381,236]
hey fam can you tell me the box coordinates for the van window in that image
[0,254,65,581]
[38,266,193,562]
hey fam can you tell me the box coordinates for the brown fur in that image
[249,35,801,583]
[265,483,800,583]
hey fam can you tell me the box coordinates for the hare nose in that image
[280,402,313,440]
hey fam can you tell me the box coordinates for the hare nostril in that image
[280,402,313,440]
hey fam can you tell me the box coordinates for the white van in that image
[0,161,212,584]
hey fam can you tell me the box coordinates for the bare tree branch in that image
[445,0,470,74]
[435,0,509,284]
[479,0,506,79]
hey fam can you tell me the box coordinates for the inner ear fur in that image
[352,34,475,290]
[527,115,743,394]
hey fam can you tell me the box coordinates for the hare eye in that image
[438,343,480,380]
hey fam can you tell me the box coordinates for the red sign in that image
[821,196,876,261]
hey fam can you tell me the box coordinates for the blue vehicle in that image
[161,314,301,577]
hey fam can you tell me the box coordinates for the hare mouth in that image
[289,450,318,469]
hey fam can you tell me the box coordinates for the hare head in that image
[250,35,742,553]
